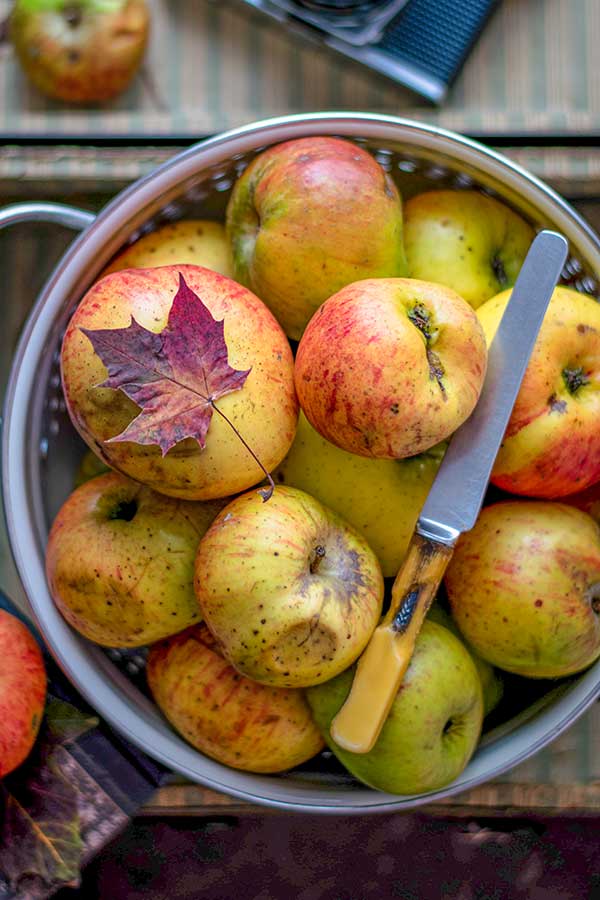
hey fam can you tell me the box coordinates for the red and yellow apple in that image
[46,472,224,647]
[226,136,407,339]
[61,264,298,500]
[477,286,600,498]
[194,485,384,688]
[147,624,324,773]
[103,221,234,279]
[10,0,149,104]
[295,278,487,459]
[404,190,534,309]
[0,610,47,777]
[445,501,600,678]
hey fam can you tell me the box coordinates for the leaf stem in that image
[210,401,275,501]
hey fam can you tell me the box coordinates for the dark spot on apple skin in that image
[535,599,543,608]
[548,394,567,414]
[577,323,597,334]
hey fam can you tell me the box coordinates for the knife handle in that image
[330,532,454,754]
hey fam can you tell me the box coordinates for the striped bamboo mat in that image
[0,0,598,141]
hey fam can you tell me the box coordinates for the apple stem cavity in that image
[109,498,138,521]
[210,401,275,502]
[563,366,590,395]
[309,544,327,574]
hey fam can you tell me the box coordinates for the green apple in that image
[404,190,534,309]
[226,136,407,339]
[445,501,600,678]
[10,0,150,104]
[273,411,444,577]
[307,621,483,794]
[46,472,225,647]
[147,624,324,774]
[427,601,503,716]
[194,485,384,688]
[103,221,234,279]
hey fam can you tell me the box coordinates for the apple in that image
[295,278,487,459]
[307,621,483,794]
[273,411,444,578]
[74,448,110,487]
[0,610,47,777]
[427,601,503,717]
[194,485,384,688]
[403,190,534,309]
[61,264,298,501]
[103,221,234,279]
[226,136,407,340]
[10,0,149,104]
[477,286,600,498]
[445,501,600,678]
[46,472,225,647]
[147,624,324,773]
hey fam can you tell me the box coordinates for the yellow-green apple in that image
[445,501,600,678]
[103,221,234,279]
[0,610,47,777]
[427,601,503,717]
[307,621,483,794]
[403,190,534,309]
[61,264,298,500]
[477,286,600,498]
[46,472,224,647]
[273,411,444,577]
[74,449,110,487]
[194,485,384,688]
[295,278,487,459]
[147,624,324,773]
[226,136,407,339]
[10,0,149,104]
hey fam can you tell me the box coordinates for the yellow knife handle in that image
[330,532,454,754]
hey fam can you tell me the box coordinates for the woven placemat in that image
[0,0,598,140]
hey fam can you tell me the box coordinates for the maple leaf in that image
[81,274,251,457]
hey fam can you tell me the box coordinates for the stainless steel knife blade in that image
[418,228,569,544]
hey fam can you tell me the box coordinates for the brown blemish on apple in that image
[548,394,567,414]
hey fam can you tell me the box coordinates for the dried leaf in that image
[0,699,98,896]
[82,273,251,455]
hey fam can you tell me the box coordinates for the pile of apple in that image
[45,136,600,796]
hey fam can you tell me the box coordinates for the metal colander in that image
[3,113,600,814]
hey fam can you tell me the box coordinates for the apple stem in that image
[210,401,275,501]
[309,545,326,574]
[64,5,83,28]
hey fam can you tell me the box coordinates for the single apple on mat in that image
[226,136,407,339]
[10,0,149,104]
[46,472,225,647]
[403,190,534,309]
[0,610,47,777]
[147,625,324,774]
[61,265,298,500]
[477,286,600,498]
[307,621,483,795]
[103,221,234,279]
[445,501,600,679]
[295,278,487,459]
[194,485,384,689]
[273,411,444,577]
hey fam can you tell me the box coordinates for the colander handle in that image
[0,202,95,232]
